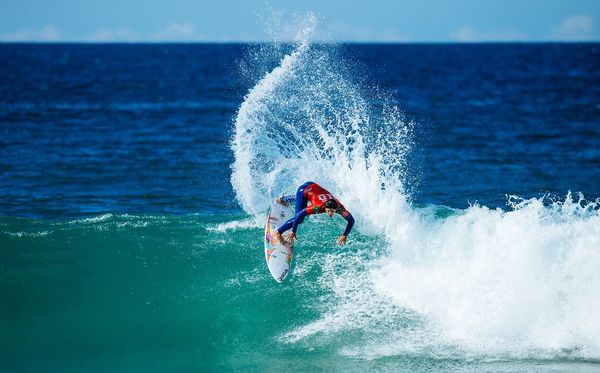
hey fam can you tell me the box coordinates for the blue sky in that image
[1,0,599,42]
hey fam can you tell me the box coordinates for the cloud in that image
[90,28,137,42]
[553,15,596,41]
[450,26,525,42]
[450,26,478,42]
[330,23,410,42]
[150,22,208,42]
[89,22,212,42]
[0,25,61,42]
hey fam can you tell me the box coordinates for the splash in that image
[230,14,600,361]
[370,193,600,358]
[278,193,600,360]
[230,13,414,233]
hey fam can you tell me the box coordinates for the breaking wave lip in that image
[230,13,600,362]
[372,192,600,359]
[2,230,51,238]
[207,218,261,233]
[68,213,114,224]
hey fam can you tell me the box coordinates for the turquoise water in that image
[0,214,374,371]
[2,213,600,372]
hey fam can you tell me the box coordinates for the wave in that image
[230,14,600,360]
[374,193,600,358]
[206,218,260,233]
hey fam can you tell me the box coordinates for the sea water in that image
[1,20,600,372]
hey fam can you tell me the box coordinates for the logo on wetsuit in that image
[314,205,343,214]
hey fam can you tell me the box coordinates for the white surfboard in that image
[264,201,295,282]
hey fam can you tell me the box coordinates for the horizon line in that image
[2,40,600,45]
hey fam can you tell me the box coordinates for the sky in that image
[0,0,599,42]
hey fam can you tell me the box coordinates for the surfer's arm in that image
[291,208,308,233]
[341,210,355,236]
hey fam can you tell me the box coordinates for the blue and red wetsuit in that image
[277,181,355,236]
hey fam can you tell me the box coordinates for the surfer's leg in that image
[274,182,312,241]
[273,217,293,244]
[277,218,294,233]
[295,181,311,213]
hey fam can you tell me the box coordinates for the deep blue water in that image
[1,43,599,219]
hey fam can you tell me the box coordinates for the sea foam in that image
[231,14,600,360]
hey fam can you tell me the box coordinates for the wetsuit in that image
[277,181,355,236]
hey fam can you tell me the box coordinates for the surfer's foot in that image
[270,231,283,245]
[275,197,289,206]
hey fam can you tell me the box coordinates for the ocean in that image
[1,37,600,371]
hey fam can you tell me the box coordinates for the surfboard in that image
[264,200,295,282]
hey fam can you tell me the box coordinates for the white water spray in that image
[231,14,600,360]
[231,14,413,233]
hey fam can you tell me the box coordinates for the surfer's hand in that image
[275,197,289,206]
[337,235,347,246]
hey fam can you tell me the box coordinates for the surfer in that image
[271,181,355,246]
